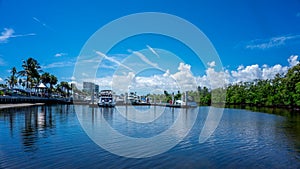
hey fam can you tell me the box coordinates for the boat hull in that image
[98,103,116,107]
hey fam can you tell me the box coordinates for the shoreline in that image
[0,103,45,109]
[0,96,72,104]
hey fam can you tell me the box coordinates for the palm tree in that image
[49,75,58,91]
[60,81,71,97]
[41,72,51,86]
[18,57,43,89]
[6,67,18,89]
[41,73,58,95]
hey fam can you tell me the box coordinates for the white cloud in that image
[177,62,191,72]
[261,64,288,80]
[112,72,136,93]
[206,68,229,88]
[245,35,300,49]
[79,63,196,94]
[230,55,298,83]
[237,65,244,71]
[99,63,118,70]
[0,77,3,83]
[172,63,197,91]
[130,50,161,69]
[42,61,74,69]
[54,53,67,57]
[231,64,261,83]
[288,55,299,67]
[0,28,35,43]
[163,69,170,77]
[75,55,299,93]
[207,61,216,67]
[96,51,134,72]
[134,74,179,92]
[146,45,160,58]
[0,28,14,43]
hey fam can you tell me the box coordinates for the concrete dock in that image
[0,103,45,109]
[0,96,72,104]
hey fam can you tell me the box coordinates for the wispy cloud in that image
[99,62,118,70]
[0,57,5,66]
[95,51,134,71]
[54,52,67,57]
[33,17,46,27]
[32,17,54,31]
[146,45,160,58]
[0,28,35,43]
[245,34,300,50]
[129,49,161,69]
[42,61,75,69]
[0,28,14,42]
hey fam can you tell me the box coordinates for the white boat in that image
[127,92,138,104]
[98,90,116,107]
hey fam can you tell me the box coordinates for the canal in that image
[0,105,299,168]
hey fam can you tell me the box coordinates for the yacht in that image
[98,90,115,107]
[127,92,138,104]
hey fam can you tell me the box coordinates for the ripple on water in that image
[0,105,299,168]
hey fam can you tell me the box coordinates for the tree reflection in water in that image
[226,105,300,153]
[0,105,64,153]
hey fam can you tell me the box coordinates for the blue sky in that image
[0,0,300,91]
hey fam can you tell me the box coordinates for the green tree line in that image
[225,63,300,107]
[2,57,72,97]
[149,62,300,107]
[196,62,300,107]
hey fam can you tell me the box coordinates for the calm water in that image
[0,105,299,168]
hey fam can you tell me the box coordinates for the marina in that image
[0,1,299,168]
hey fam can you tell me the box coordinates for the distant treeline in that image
[150,63,300,107]
[192,63,300,107]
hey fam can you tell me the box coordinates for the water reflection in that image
[116,105,166,123]
[76,106,198,158]
[0,105,299,168]
[100,107,114,122]
[0,105,74,153]
[226,105,300,154]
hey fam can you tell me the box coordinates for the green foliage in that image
[293,82,300,106]
[41,72,58,93]
[18,57,43,88]
[6,67,18,88]
[0,57,70,98]
[182,63,300,107]
[224,63,300,107]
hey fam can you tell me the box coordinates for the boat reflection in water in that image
[76,105,198,158]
